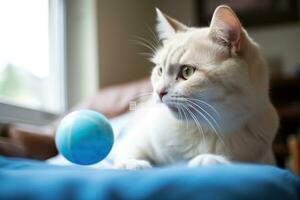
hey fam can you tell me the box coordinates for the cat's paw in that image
[188,154,229,167]
[115,159,152,170]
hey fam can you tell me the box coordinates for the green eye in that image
[158,67,163,76]
[181,65,195,80]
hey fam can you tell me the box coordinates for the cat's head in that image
[151,5,269,123]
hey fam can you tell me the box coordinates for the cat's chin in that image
[165,104,183,120]
[167,106,178,113]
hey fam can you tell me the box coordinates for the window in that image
[0,0,65,125]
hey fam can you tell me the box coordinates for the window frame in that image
[0,0,67,125]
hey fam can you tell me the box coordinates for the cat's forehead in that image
[152,27,222,66]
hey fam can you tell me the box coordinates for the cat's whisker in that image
[141,35,159,50]
[185,100,226,147]
[132,36,158,53]
[175,95,224,146]
[183,104,207,149]
[186,97,221,119]
[187,103,206,147]
[131,39,156,53]
[186,99,221,132]
[181,103,190,130]
[187,97,220,117]
[132,39,156,53]
[178,103,189,131]
[175,98,189,130]
[180,97,226,148]
[177,104,184,122]
[186,101,216,130]
[176,102,188,131]
[137,52,155,58]
[146,24,161,47]
[133,35,158,50]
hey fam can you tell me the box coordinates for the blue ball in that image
[55,110,114,165]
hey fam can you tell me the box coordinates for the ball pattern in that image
[55,110,114,165]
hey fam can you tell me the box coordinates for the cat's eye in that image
[180,65,195,80]
[158,67,163,76]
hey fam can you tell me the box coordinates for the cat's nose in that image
[157,90,167,101]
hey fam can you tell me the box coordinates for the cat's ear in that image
[210,5,242,52]
[155,8,188,41]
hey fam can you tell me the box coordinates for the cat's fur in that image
[114,5,279,169]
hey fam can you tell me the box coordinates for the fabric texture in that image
[1,156,300,200]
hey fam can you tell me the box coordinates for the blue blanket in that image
[0,156,299,200]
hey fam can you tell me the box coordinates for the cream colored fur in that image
[114,6,279,169]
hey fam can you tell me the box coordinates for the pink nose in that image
[157,90,167,101]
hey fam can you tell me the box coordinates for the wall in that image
[248,24,300,77]
[155,0,195,26]
[97,0,156,87]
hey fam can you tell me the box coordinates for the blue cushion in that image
[0,156,299,200]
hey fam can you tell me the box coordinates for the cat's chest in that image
[147,108,218,163]
[147,104,219,164]
[160,133,205,161]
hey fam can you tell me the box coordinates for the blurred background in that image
[0,0,299,168]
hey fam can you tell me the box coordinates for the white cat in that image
[114,5,279,169]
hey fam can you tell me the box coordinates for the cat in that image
[114,5,279,169]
